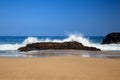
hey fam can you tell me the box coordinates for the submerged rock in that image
[18,41,100,52]
[102,32,120,44]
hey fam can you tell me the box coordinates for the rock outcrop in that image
[102,32,120,44]
[18,41,100,52]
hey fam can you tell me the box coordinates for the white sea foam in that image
[0,34,120,51]
[81,54,90,57]
[22,37,40,45]
[0,44,24,50]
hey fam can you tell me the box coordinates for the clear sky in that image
[0,0,120,36]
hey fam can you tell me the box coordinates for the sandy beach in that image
[0,56,120,80]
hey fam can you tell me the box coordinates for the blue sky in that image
[0,0,120,36]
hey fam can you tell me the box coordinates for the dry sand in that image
[0,56,120,80]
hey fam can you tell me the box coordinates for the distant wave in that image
[0,34,120,51]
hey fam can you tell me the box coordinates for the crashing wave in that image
[0,34,120,51]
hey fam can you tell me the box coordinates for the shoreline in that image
[0,50,120,58]
[23,50,120,59]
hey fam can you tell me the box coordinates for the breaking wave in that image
[0,34,120,51]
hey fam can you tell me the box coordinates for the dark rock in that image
[102,32,120,44]
[18,41,100,52]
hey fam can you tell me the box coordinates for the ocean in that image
[0,34,120,58]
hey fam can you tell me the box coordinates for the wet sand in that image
[0,56,120,80]
[26,50,120,58]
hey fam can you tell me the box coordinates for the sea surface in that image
[0,34,120,58]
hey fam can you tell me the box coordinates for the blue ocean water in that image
[0,34,119,57]
[0,36,104,44]
[0,36,66,44]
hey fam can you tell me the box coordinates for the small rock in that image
[102,32,120,44]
